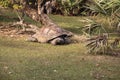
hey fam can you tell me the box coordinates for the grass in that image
[0,37,120,80]
[0,8,120,80]
[50,15,85,34]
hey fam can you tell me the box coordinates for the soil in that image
[0,25,30,40]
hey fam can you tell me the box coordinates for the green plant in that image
[84,0,120,15]
[0,0,10,8]
[57,0,83,15]
[81,18,106,37]
[84,0,120,27]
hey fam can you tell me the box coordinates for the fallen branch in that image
[0,21,40,34]
[12,21,39,32]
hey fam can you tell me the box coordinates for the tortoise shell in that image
[32,25,73,43]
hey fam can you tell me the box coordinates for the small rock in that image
[53,70,57,72]
[8,72,12,74]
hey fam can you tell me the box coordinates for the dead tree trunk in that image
[22,0,59,27]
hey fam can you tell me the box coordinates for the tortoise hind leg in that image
[64,37,71,44]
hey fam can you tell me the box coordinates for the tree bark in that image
[23,1,64,30]
[20,0,73,44]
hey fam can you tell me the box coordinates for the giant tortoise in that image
[27,25,73,45]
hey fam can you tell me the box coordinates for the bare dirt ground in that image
[0,25,29,40]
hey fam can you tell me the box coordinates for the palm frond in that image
[82,19,106,36]
[86,34,109,54]
[84,0,107,15]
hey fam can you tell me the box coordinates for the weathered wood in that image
[24,6,55,26]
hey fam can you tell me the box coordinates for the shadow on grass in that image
[0,15,19,22]
[0,37,38,50]
[0,39,26,49]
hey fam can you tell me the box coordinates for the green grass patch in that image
[0,37,120,80]
[50,15,85,34]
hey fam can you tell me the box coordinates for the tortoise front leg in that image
[50,37,65,45]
